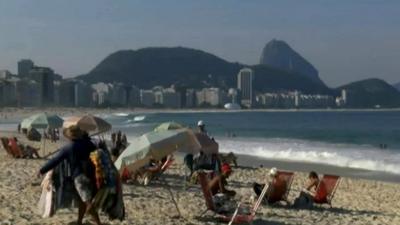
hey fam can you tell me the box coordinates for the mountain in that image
[394,82,400,91]
[259,39,322,84]
[338,78,400,108]
[77,47,331,94]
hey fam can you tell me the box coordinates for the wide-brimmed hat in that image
[63,125,86,140]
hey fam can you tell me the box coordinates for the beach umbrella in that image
[115,128,200,173]
[194,132,219,155]
[21,113,64,130]
[63,115,111,135]
[154,121,184,132]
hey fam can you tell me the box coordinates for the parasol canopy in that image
[154,121,184,132]
[115,128,200,173]
[194,132,219,155]
[21,113,64,130]
[63,115,111,135]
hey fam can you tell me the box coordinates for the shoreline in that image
[234,153,400,184]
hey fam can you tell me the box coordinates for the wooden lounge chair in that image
[268,170,294,205]
[313,174,341,207]
[198,171,269,224]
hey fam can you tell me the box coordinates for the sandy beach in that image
[0,130,400,225]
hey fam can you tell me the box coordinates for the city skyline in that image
[1,1,400,87]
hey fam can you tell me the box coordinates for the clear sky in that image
[0,0,399,87]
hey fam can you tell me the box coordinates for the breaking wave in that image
[218,137,400,174]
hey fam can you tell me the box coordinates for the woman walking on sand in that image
[37,125,102,225]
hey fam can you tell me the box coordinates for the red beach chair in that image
[269,170,294,204]
[8,137,25,158]
[313,174,341,206]
[1,137,14,156]
[198,172,269,224]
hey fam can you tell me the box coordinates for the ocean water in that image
[104,110,400,175]
[1,110,400,174]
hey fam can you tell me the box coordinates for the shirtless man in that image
[208,163,236,197]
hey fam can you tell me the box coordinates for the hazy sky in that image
[0,0,399,87]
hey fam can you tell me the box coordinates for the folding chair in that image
[271,170,294,204]
[313,174,341,207]
[8,137,25,158]
[1,137,15,157]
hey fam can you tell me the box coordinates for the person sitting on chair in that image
[294,171,326,208]
[253,167,287,204]
[209,163,236,197]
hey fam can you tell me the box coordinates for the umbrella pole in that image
[160,177,182,218]
[42,130,46,156]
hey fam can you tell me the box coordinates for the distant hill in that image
[77,47,331,94]
[338,78,400,108]
[259,39,322,84]
[394,82,400,91]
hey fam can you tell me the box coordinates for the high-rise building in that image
[0,70,12,79]
[237,68,254,108]
[29,67,55,106]
[18,59,34,77]
[128,85,140,107]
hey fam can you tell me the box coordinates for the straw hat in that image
[63,125,86,140]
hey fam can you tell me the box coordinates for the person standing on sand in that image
[37,125,102,225]
[197,120,207,134]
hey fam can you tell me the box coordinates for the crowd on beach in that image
[0,116,344,225]
[0,110,400,224]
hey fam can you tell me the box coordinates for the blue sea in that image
[1,110,400,174]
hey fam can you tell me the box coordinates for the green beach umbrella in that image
[21,113,64,130]
[115,128,200,173]
[154,121,184,132]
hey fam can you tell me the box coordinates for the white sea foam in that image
[133,115,146,122]
[113,112,130,117]
[218,137,400,174]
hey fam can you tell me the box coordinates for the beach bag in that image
[37,171,55,218]
[293,191,314,209]
[213,193,238,214]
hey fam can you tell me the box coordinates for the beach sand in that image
[0,131,400,225]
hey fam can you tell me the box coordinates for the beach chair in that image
[140,158,175,185]
[8,137,25,158]
[313,174,341,207]
[269,170,294,204]
[1,137,14,156]
[198,171,269,224]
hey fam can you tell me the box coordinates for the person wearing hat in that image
[208,163,236,197]
[197,120,207,134]
[252,167,287,204]
[37,125,102,225]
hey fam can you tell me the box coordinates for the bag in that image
[213,193,237,214]
[293,191,314,209]
[37,171,55,218]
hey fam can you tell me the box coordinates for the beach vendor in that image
[252,167,287,204]
[208,163,236,197]
[37,125,102,225]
